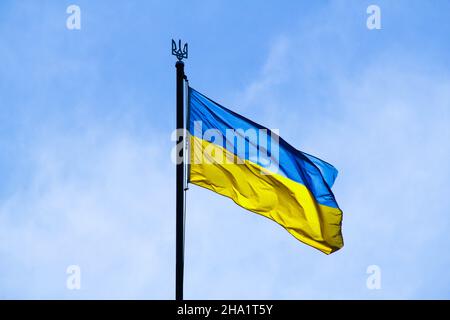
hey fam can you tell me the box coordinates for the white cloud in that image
[184,10,450,299]
[0,128,175,298]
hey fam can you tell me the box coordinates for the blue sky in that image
[1,0,450,299]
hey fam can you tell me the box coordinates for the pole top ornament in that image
[172,39,188,61]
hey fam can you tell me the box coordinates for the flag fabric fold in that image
[187,87,343,254]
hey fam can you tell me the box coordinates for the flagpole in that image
[172,39,188,301]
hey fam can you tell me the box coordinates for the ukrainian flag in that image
[188,87,343,254]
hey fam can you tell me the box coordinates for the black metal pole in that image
[175,60,185,301]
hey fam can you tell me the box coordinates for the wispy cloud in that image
[0,128,175,298]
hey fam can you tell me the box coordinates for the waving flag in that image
[187,87,343,254]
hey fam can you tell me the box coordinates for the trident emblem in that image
[172,39,188,61]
